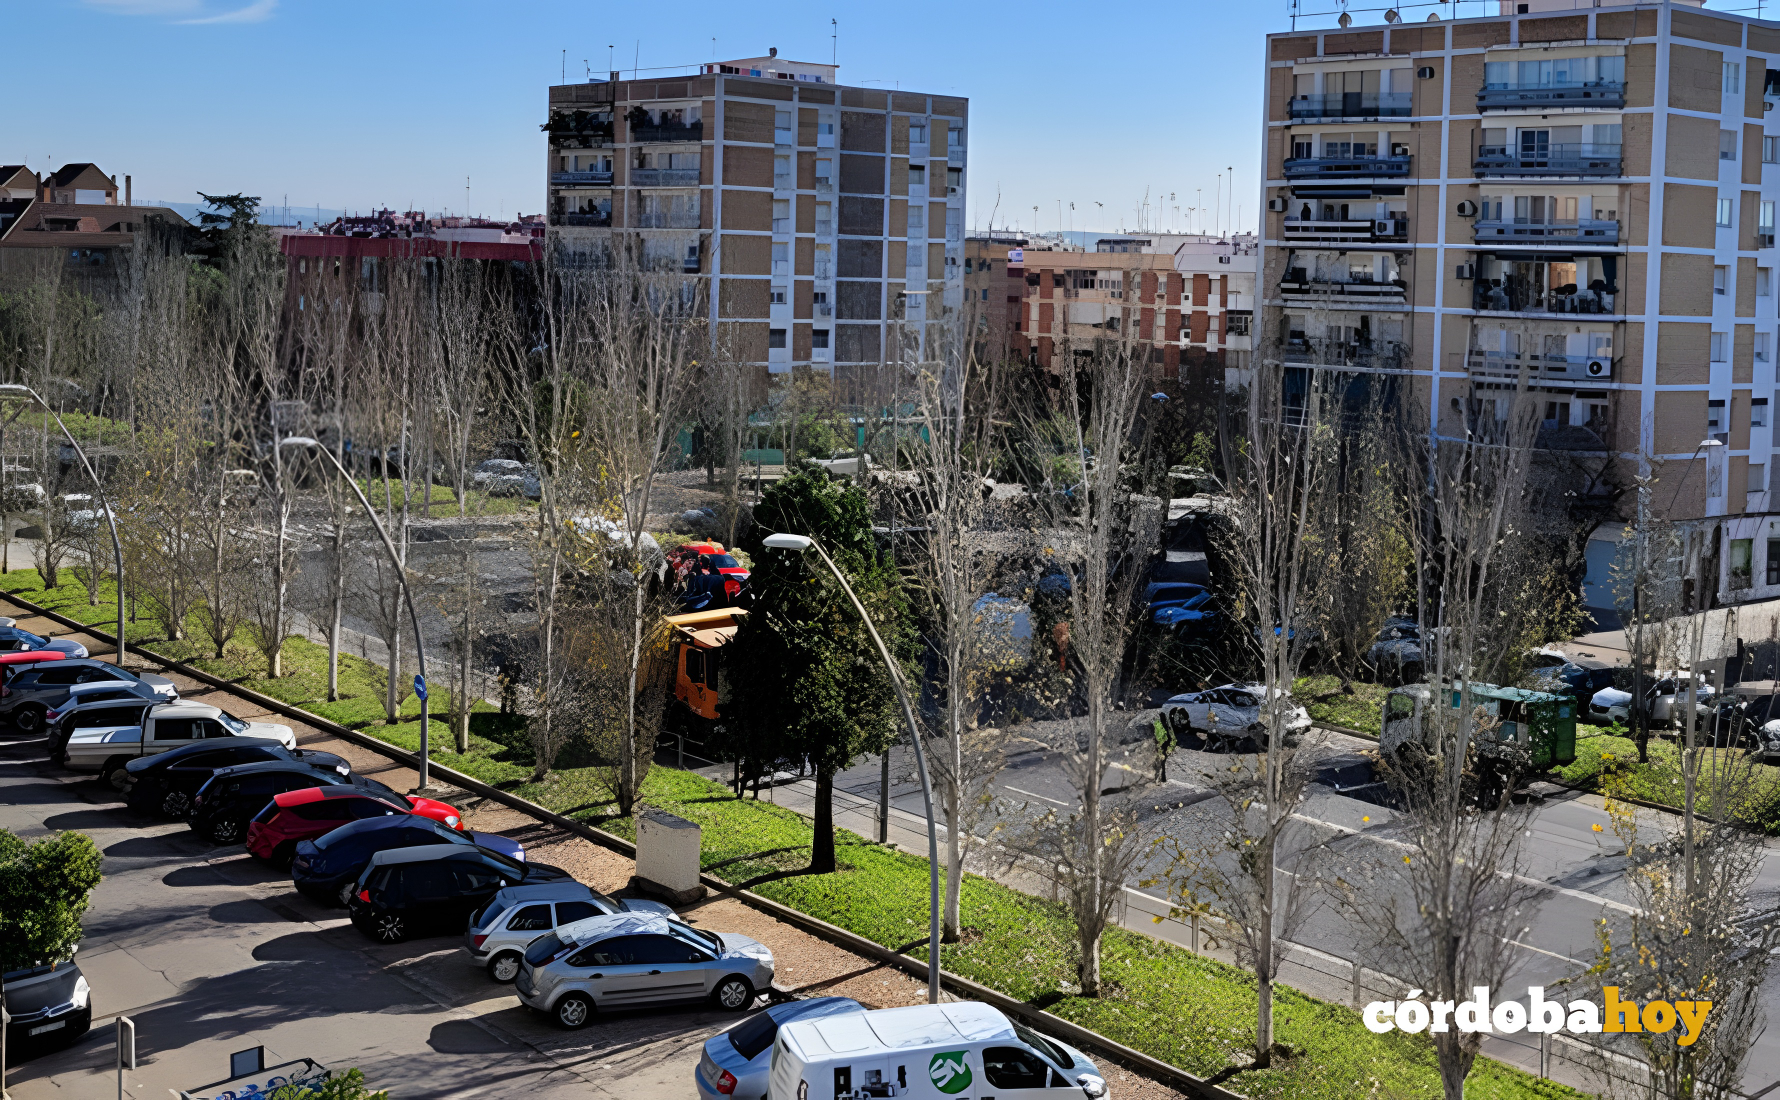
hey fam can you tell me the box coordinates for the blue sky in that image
[7,0,1742,236]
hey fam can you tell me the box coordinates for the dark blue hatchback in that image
[291,814,525,906]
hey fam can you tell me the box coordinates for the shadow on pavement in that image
[42,808,126,831]
[428,1018,516,1054]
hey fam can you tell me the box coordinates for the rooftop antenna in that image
[465,176,470,218]
[561,49,565,83]
[633,40,639,80]
[831,18,837,66]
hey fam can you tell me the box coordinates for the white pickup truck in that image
[64,702,297,789]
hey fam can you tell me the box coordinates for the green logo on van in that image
[929,1050,973,1094]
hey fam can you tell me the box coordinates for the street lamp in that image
[762,530,944,1005]
[279,436,435,791]
[0,384,126,665]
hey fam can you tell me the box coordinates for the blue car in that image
[696,996,864,1100]
[1145,582,1219,635]
[0,627,87,660]
[291,814,525,907]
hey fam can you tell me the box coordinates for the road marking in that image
[1003,785,1071,808]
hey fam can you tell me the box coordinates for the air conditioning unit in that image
[1375,219,1396,234]
[1267,197,1287,212]
[1456,263,1476,280]
[1586,359,1610,378]
[1456,200,1478,217]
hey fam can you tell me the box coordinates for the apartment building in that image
[964,231,1027,360]
[0,162,183,274]
[1261,0,1780,608]
[543,53,967,395]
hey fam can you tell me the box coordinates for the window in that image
[1715,266,1730,295]
[768,328,787,349]
[909,122,928,145]
[1718,200,1734,227]
[1768,136,1780,164]
[1712,332,1729,361]
[1722,129,1739,161]
[555,901,599,924]
[769,286,786,305]
[1709,398,1726,430]
[1725,62,1743,94]
[1757,397,1771,426]
[981,288,990,300]
[811,329,829,349]
[772,199,790,234]
[507,904,553,931]
[814,158,833,190]
[908,205,925,231]
[774,155,791,189]
[771,241,788,275]
[1731,537,1754,590]
[982,1048,1054,1090]
[774,109,792,144]
[947,125,962,149]
[1760,334,1772,363]
[1770,539,1780,586]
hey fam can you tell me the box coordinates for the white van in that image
[768,1001,1107,1099]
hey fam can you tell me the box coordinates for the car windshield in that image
[727,1010,781,1061]
[15,630,45,646]
[674,923,724,954]
[219,713,249,734]
[707,554,742,569]
[1012,1022,1072,1068]
[94,663,140,683]
[524,933,565,966]
[478,845,525,877]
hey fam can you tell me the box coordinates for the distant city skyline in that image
[10,0,1746,238]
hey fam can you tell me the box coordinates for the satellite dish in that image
[1338,11,1353,27]
[1385,8,1400,22]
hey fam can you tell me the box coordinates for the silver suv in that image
[515,913,773,1028]
[466,882,676,981]
[2,658,177,734]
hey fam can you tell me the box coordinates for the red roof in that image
[279,235,541,262]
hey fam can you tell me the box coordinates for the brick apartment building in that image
[543,53,967,399]
[1260,0,1780,609]
[0,162,186,274]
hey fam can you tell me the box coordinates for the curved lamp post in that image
[762,530,943,1004]
[280,436,434,792]
[0,384,126,665]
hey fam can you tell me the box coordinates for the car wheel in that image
[1166,710,1193,738]
[488,952,523,983]
[210,817,244,844]
[554,993,594,1029]
[14,704,46,735]
[712,975,755,1012]
[371,913,408,943]
[160,789,191,819]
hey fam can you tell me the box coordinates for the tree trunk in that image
[810,765,837,873]
[1078,919,1102,997]
[943,781,963,942]
[327,520,344,701]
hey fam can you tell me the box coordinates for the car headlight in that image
[1076,1073,1107,1098]
[71,976,90,1009]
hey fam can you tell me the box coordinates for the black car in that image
[190,761,396,844]
[348,844,570,944]
[123,739,348,819]
[292,814,528,906]
[2,960,90,1057]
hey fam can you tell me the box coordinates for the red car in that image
[246,786,465,865]
[673,541,750,602]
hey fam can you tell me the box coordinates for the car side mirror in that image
[1076,1073,1107,1098]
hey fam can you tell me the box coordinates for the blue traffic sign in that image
[413,675,427,701]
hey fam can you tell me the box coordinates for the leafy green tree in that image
[193,191,261,266]
[728,470,909,873]
[0,829,103,971]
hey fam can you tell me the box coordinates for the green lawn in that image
[1556,731,1780,833]
[3,568,1581,1098]
[1293,675,1391,735]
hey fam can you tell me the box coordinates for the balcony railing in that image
[1278,273,1407,300]
[630,168,701,187]
[1288,91,1412,120]
[549,212,612,227]
[1282,338,1408,368]
[1477,81,1626,110]
[1473,281,1617,314]
[635,211,700,229]
[1473,218,1619,244]
[1761,231,1776,249]
[1282,154,1411,179]
[1282,217,1407,243]
[1463,350,1615,383]
[1473,143,1622,178]
[633,122,704,143]
[815,302,833,318]
[812,346,831,362]
[550,170,613,186]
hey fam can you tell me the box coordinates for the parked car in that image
[2,959,91,1058]
[246,785,465,866]
[189,761,396,843]
[1720,681,1780,759]
[62,702,296,788]
[0,626,86,660]
[1161,682,1311,750]
[1523,652,1616,710]
[466,882,677,981]
[1366,617,1424,686]
[2,657,177,733]
[515,912,774,1028]
[769,1001,1106,1100]
[293,814,526,906]
[46,678,170,759]
[1587,670,1716,728]
[695,997,864,1100]
[669,541,751,606]
[348,844,570,943]
[471,457,539,498]
[123,738,346,819]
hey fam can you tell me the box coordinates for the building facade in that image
[1260,0,1780,607]
[543,56,967,395]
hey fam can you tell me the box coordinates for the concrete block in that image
[632,808,706,904]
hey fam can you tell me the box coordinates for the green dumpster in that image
[1450,683,1576,769]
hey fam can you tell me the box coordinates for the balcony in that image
[814,261,833,279]
[550,170,613,186]
[1473,143,1622,178]
[815,302,833,318]
[1463,349,1615,384]
[1473,281,1616,314]
[775,126,794,145]
[550,212,612,227]
[1282,217,1406,244]
[948,147,964,166]
[635,211,700,229]
[1473,218,1619,244]
[1288,91,1411,120]
[1278,271,1407,301]
[1761,231,1776,249]
[1282,154,1411,180]
[633,122,704,143]
[815,176,834,194]
[1477,81,1626,110]
[630,168,701,187]
[1283,338,1408,369]
[541,111,613,148]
